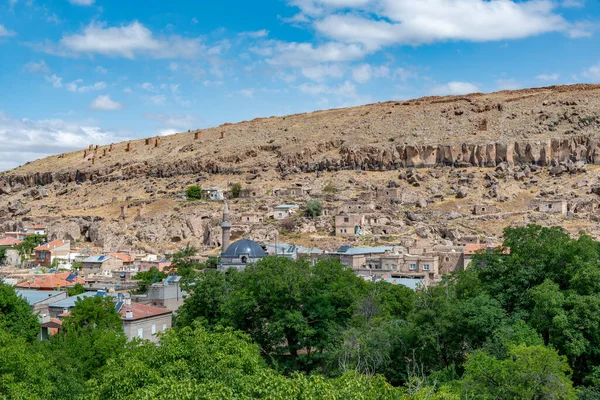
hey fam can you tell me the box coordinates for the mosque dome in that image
[222,238,266,258]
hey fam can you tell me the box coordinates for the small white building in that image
[272,204,300,220]
[200,188,226,201]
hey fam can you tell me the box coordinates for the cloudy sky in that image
[0,0,599,170]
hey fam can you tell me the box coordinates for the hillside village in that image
[3,85,600,342]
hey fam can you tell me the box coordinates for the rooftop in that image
[83,255,113,263]
[34,240,68,252]
[334,245,397,256]
[16,290,64,306]
[16,272,84,290]
[110,253,135,263]
[48,292,99,309]
[120,302,172,321]
[0,237,23,247]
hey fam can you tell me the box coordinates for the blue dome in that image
[222,239,266,258]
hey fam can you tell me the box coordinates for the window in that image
[481,208,486,212]
[137,328,143,339]
[445,257,450,262]
[344,217,349,223]
[162,324,167,331]
[252,192,256,196]
[409,263,417,271]
[423,264,430,271]
[548,204,553,209]
[384,264,389,269]
[278,212,283,218]
[241,256,248,264]
[151,324,156,335]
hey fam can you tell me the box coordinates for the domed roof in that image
[222,239,266,258]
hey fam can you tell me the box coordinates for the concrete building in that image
[120,299,173,343]
[34,240,71,267]
[335,214,363,237]
[538,199,568,215]
[200,188,226,201]
[266,243,323,261]
[463,243,508,269]
[272,204,299,220]
[364,251,440,281]
[324,244,400,270]
[137,258,172,272]
[343,202,375,214]
[144,276,186,311]
[273,187,310,198]
[376,187,401,202]
[81,255,123,277]
[16,290,67,316]
[473,204,501,215]
[16,272,84,291]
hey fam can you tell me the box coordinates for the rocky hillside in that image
[2,83,600,254]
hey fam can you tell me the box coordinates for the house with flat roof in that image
[272,204,299,220]
[81,255,123,277]
[200,188,225,201]
[16,290,67,315]
[335,214,363,237]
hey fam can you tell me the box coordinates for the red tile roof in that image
[110,252,135,263]
[0,237,22,247]
[35,240,67,252]
[42,318,63,336]
[16,272,84,290]
[30,225,46,230]
[120,302,172,321]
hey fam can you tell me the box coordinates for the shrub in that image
[231,183,242,199]
[305,200,323,217]
[186,185,202,200]
[322,182,337,194]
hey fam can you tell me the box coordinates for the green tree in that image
[54,295,126,380]
[0,283,40,341]
[305,199,323,217]
[186,185,202,200]
[461,344,577,399]
[177,257,369,371]
[132,267,167,294]
[167,244,201,283]
[67,282,86,296]
[14,234,47,260]
[0,247,6,264]
[231,182,242,198]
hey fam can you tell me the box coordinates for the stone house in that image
[239,187,264,199]
[463,243,509,269]
[343,202,375,214]
[454,236,480,246]
[323,244,400,270]
[137,258,171,272]
[143,276,186,311]
[81,255,123,277]
[120,299,173,343]
[34,240,71,267]
[272,204,299,220]
[273,187,310,198]
[241,212,264,224]
[432,246,465,275]
[538,199,568,214]
[335,213,363,237]
[473,204,501,215]
[16,290,67,316]
[376,187,401,202]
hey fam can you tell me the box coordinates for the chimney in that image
[125,310,133,319]
[194,131,201,140]
[125,297,131,306]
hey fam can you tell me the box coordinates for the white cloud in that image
[430,81,479,96]
[264,41,367,67]
[237,89,254,98]
[582,62,600,81]
[66,80,107,93]
[159,128,179,136]
[301,63,344,81]
[169,84,180,94]
[239,29,269,38]
[45,74,63,88]
[191,17,199,24]
[149,95,166,105]
[95,66,108,74]
[0,111,125,171]
[60,21,202,59]
[0,24,16,37]
[203,80,223,86]
[23,60,50,74]
[68,0,95,5]
[313,1,580,51]
[536,73,560,81]
[90,95,123,111]
[351,64,390,83]
[139,82,156,92]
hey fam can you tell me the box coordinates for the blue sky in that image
[0,0,599,170]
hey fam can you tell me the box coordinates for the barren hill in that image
[2,83,600,255]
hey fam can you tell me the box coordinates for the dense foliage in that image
[4,225,600,398]
[231,182,242,198]
[186,185,202,200]
[132,267,167,294]
[305,199,323,217]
